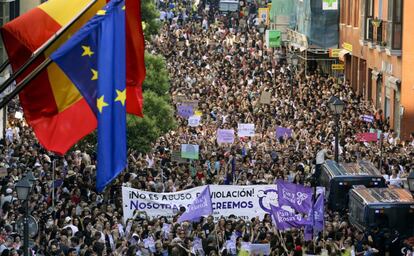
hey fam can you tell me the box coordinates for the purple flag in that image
[276,127,292,139]
[177,104,194,118]
[277,180,313,214]
[178,186,213,223]
[271,205,310,230]
[311,193,324,231]
[304,193,324,240]
[304,225,313,241]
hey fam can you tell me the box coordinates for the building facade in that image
[340,0,414,139]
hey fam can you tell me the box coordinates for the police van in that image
[349,187,414,236]
[319,160,386,211]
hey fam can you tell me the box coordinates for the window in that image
[364,0,374,41]
[387,0,403,50]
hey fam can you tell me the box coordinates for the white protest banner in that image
[217,129,235,144]
[237,123,255,137]
[250,244,271,255]
[122,184,279,222]
[188,115,201,127]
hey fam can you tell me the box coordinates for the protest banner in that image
[267,30,281,48]
[360,115,374,123]
[277,180,313,214]
[181,144,199,159]
[217,129,235,144]
[258,8,269,25]
[276,127,292,139]
[260,91,271,104]
[250,244,271,255]
[177,104,194,118]
[178,186,213,223]
[188,115,201,127]
[271,205,311,230]
[238,123,255,137]
[356,132,378,142]
[122,184,279,221]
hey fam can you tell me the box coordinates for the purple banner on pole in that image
[217,129,235,144]
[276,127,292,139]
[178,186,213,223]
[271,205,310,230]
[177,104,194,118]
[312,193,324,231]
[276,180,313,214]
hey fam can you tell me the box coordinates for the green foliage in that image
[141,0,161,37]
[127,91,176,153]
[127,115,159,153]
[143,53,170,96]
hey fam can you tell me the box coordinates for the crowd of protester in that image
[1,0,414,255]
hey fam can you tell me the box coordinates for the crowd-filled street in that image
[1,0,414,255]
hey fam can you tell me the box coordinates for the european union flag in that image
[51,0,127,192]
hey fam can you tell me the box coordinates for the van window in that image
[349,196,365,224]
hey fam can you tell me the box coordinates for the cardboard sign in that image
[260,91,271,104]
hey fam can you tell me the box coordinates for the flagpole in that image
[0,0,98,101]
[0,60,10,74]
[0,58,52,109]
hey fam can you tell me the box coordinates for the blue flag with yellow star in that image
[51,0,126,192]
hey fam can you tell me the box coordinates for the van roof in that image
[324,160,382,177]
[352,187,414,205]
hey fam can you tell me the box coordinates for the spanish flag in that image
[0,0,145,155]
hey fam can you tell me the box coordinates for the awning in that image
[338,49,351,61]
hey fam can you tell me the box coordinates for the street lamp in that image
[329,97,345,162]
[25,171,36,186]
[15,176,33,256]
[408,171,414,193]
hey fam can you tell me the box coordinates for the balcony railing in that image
[365,18,388,47]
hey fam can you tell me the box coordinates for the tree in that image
[141,0,161,38]
[127,91,176,153]
[143,53,170,97]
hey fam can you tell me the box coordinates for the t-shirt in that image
[316,149,327,165]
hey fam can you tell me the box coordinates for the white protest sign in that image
[217,129,235,144]
[237,123,255,137]
[188,115,201,127]
[122,184,278,222]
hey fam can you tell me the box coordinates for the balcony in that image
[364,18,387,52]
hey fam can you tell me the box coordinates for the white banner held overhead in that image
[122,185,279,222]
[322,0,338,10]
[237,123,255,137]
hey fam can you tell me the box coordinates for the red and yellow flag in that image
[1,0,145,155]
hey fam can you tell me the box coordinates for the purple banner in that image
[276,127,292,139]
[178,186,213,223]
[360,115,374,123]
[277,180,313,214]
[271,205,310,230]
[217,129,235,144]
[177,104,194,118]
[311,193,324,231]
